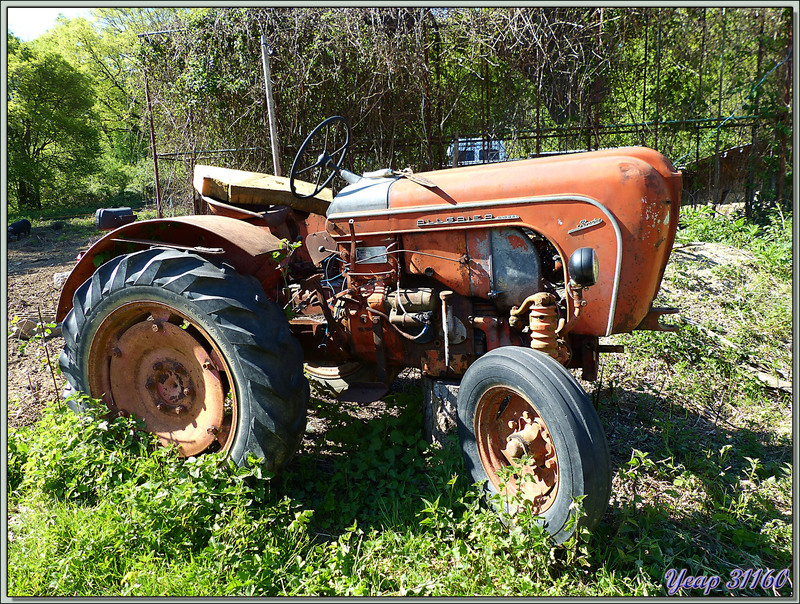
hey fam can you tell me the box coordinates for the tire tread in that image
[60,247,307,472]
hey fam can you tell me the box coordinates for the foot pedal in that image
[337,382,389,403]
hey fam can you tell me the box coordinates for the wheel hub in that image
[500,410,558,507]
[475,387,559,515]
[88,302,234,457]
[147,359,196,414]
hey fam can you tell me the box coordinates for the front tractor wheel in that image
[457,347,611,544]
[59,248,308,471]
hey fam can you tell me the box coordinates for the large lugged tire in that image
[457,347,611,544]
[58,247,308,471]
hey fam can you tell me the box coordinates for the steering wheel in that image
[290,116,351,199]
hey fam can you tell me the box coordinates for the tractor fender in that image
[56,215,284,322]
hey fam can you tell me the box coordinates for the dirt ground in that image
[7,223,102,427]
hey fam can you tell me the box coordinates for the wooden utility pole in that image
[143,68,163,219]
[260,35,282,177]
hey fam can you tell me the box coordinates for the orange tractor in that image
[57,117,681,543]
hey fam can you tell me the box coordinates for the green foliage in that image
[280,392,439,532]
[677,206,792,278]
[8,425,32,494]
[7,394,624,596]
[7,38,102,210]
[9,388,625,597]
[31,14,153,206]
[9,398,307,595]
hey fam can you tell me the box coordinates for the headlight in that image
[568,247,599,288]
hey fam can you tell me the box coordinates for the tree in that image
[35,15,148,199]
[8,35,102,209]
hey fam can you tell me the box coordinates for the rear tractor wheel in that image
[457,347,611,544]
[59,248,308,471]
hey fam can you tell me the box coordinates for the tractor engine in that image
[290,175,600,385]
[288,140,681,388]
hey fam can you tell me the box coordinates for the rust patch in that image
[507,234,528,250]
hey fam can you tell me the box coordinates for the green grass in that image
[7,190,188,225]
[7,206,794,596]
[677,206,792,279]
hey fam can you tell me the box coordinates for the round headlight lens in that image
[568,247,599,287]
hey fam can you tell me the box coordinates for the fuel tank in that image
[326,147,681,336]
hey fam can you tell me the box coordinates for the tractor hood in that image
[325,147,682,337]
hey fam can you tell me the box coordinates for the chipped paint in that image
[507,234,529,250]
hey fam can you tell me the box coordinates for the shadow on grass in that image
[276,388,468,541]
[589,383,792,596]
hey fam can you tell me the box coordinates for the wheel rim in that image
[87,301,236,456]
[304,361,365,381]
[474,386,559,515]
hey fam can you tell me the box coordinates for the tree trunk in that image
[776,8,792,212]
[18,179,41,210]
[745,10,765,219]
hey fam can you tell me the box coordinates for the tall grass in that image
[678,206,792,278]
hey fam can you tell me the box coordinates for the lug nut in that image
[112,347,122,358]
[153,362,163,371]
[207,426,219,435]
[145,377,156,390]
[183,387,193,396]
[156,402,167,412]
[152,323,161,332]
[174,405,187,415]
[117,410,129,418]
[202,361,214,371]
